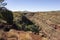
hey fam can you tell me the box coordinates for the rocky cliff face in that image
[25,11,60,40]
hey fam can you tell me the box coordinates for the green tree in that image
[1,9,13,24]
[0,0,13,24]
[0,0,7,7]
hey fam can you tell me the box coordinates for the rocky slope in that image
[0,29,42,40]
[25,11,60,40]
[0,11,60,40]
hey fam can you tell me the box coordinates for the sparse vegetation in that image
[0,0,60,40]
[0,11,60,40]
[0,9,40,34]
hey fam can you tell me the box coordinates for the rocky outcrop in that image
[0,29,42,40]
[25,12,60,40]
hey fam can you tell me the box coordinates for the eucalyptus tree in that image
[0,0,7,7]
[0,0,13,25]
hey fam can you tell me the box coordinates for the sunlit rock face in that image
[0,29,42,40]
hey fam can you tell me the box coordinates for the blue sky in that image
[5,0,60,12]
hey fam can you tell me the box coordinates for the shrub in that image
[23,24,41,34]
[27,25,40,33]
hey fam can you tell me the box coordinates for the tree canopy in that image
[0,0,4,3]
[0,0,7,7]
